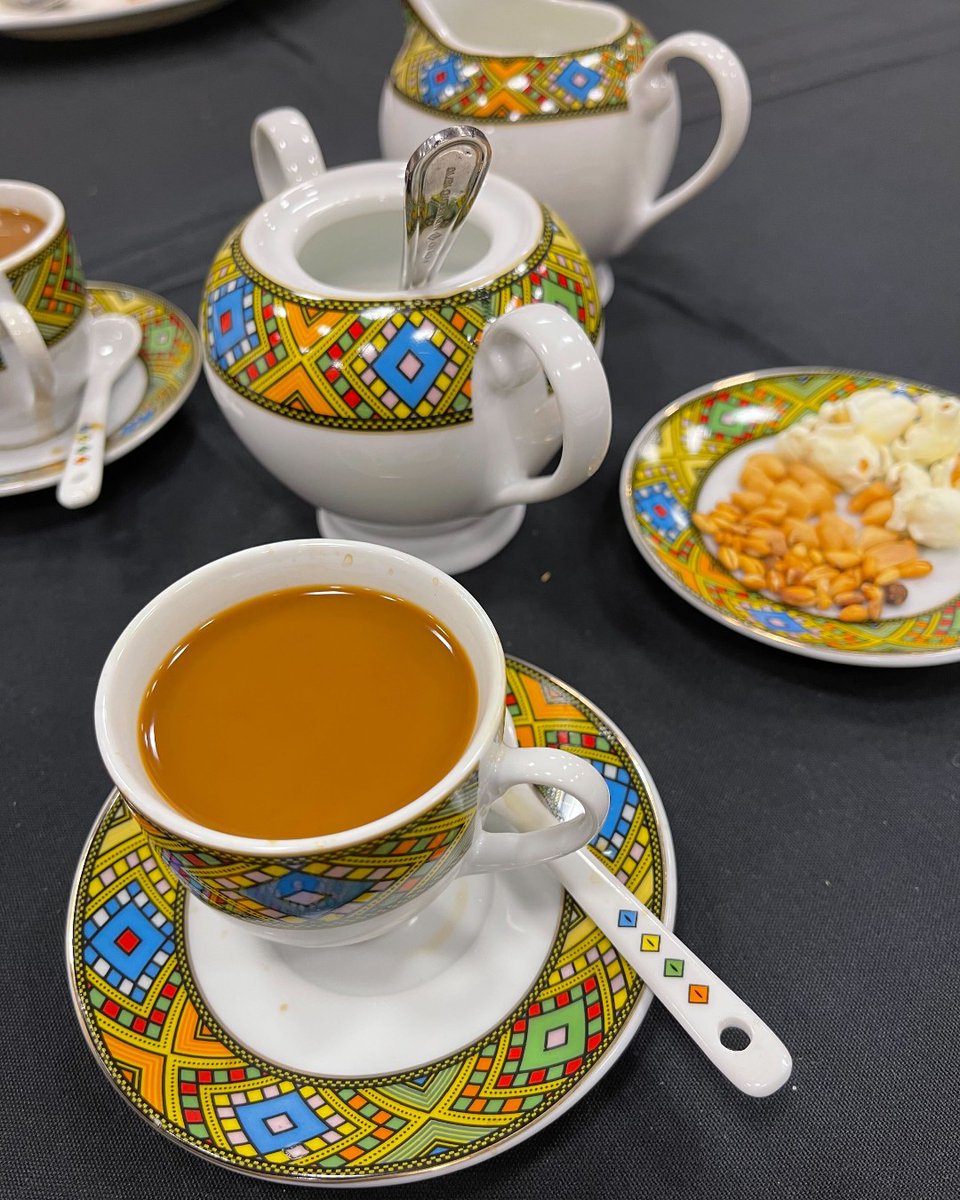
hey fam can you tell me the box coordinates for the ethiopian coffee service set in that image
[7,0,953,1188]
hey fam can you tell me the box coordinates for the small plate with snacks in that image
[620,369,960,667]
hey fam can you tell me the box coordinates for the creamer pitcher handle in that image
[251,108,327,201]
[483,305,611,507]
[628,32,751,237]
[0,274,55,420]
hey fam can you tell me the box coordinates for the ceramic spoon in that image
[56,314,142,510]
[400,125,492,291]
[500,780,793,1096]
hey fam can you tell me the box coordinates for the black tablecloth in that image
[3,2,960,1196]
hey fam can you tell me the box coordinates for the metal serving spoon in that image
[500,766,793,1097]
[56,314,142,510]
[400,126,492,291]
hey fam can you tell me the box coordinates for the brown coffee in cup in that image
[138,584,479,840]
[0,207,45,260]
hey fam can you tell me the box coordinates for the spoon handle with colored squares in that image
[501,785,792,1097]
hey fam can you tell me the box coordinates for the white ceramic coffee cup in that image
[95,539,610,948]
[0,180,89,449]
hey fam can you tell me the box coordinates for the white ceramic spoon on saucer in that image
[500,777,793,1097]
[56,314,141,509]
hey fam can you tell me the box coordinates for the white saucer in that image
[67,658,676,1186]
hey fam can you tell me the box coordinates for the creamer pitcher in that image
[380,0,751,301]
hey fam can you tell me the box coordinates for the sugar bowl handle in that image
[483,305,611,507]
[251,108,327,201]
[628,32,751,239]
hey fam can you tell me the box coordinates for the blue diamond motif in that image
[236,1092,328,1154]
[421,54,468,105]
[209,286,250,358]
[242,871,372,918]
[635,482,689,543]
[556,60,602,101]
[747,607,809,634]
[372,322,447,405]
[618,909,638,928]
[89,904,167,980]
[598,770,636,842]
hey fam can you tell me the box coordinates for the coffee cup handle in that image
[251,107,327,201]
[482,305,611,507]
[462,745,609,873]
[0,276,55,416]
[627,32,751,239]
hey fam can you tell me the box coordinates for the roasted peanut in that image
[884,581,908,605]
[824,550,861,569]
[714,502,742,520]
[848,481,892,513]
[750,501,789,523]
[743,535,773,557]
[787,462,829,486]
[858,525,899,550]
[748,453,788,480]
[830,570,860,596]
[800,563,836,585]
[771,479,814,519]
[785,519,819,548]
[861,498,894,526]
[871,539,919,569]
[780,586,817,606]
[802,481,835,514]
[818,513,857,551]
[740,465,773,496]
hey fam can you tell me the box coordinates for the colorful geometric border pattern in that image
[69,659,666,1183]
[391,1,654,121]
[135,776,479,932]
[627,371,960,656]
[0,283,198,493]
[201,210,601,432]
[0,223,85,370]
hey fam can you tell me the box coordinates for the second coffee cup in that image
[0,179,88,449]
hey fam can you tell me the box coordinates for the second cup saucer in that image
[0,282,200,498]
[68,657,675,1186]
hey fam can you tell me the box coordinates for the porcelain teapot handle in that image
[251,108,327,201]
[481,305,611,507]
[0,274,55,420]
[628,32,751,237]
